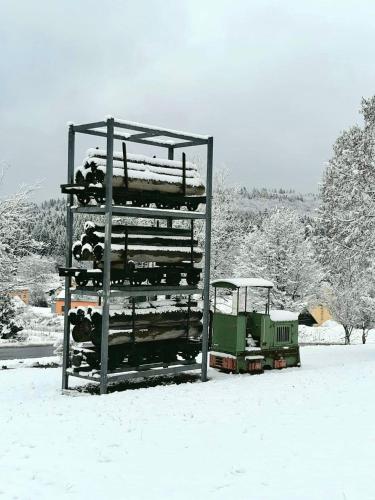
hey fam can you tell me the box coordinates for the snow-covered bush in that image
[0,294,23,339]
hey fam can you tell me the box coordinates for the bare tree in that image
[0,165,42,289]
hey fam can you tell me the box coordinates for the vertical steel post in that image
[100,117,114,395]
[62,125,75,390]
[201,137,213,382]
[167,147,174,230]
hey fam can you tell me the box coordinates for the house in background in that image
[6,287,30,305]
[299,304,332,327]
[309,304,332,326]
[53,290,99,315]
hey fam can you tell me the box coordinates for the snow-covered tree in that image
[321,262,375,344]
[236,208,321,311]
[317,97,375,268]
[17,255,60,306]
[0,294,23,339]
[316,96,375,340]
[198,170,248,279]
[0,170,42,289]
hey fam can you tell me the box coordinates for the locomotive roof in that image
[211,278,274,289]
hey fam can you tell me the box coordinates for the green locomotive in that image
[209,278,301,374]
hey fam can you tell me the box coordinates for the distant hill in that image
[236,187,319,218]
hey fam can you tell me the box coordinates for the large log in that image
[84,166,205,195]
[84,221,191,237]
[72,318,92,342]
[81,231,197,248]
[83,157,199,179]
[92,243,202,264]
[90,307,202,330]
[92,325,202,347]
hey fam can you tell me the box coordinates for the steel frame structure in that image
[61,117,213,394]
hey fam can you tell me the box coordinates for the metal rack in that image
[61,117,213,394]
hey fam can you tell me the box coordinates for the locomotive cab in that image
[209,278,301,374]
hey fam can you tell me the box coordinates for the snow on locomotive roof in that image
[211,278,274,289]
[269,310,299,322]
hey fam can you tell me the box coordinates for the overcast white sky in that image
[1,0,375,201]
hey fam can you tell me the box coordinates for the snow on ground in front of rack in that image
[1,344,374,500]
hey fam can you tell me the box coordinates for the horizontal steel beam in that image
[113,119,209,143]
[76,128,174,148]
[71,205,206,220]
[72,121,107,132]
[72,119,209,145]
[67,363,202,384]
[172,140,208,148]
[107,363,202,382]
[129,131,159,140]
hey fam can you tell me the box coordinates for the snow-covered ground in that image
[1,344,374,500]
[299,321,375,344]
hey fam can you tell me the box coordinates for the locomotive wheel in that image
[108,349,125,370]
[148,269,163,285]
[85,353,100,370]
[94,193,105,204]
[76,274,88,287]
[187,201,198,211]
[186,271,200,286]
[156,202,169,209]
[165,270,181,286]
[180,346,200,361]
[131,200,143,207]
[161,346,178,363]
[132,273,145,286]
[128,352,143,367]
[76,193,91,205]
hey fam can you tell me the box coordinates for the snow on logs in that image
[69,302,202,345]
[74,148,205,196]
[72,222,202,264]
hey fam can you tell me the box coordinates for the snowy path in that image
[1,345,374,500]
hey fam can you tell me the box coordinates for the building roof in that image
[211,278,274,289]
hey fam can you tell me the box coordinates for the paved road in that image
[0,344,55,360]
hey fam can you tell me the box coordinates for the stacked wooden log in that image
[72,221,202,266]
[66,147,204,370]
[69,300,202,346]
[74,148,205,196]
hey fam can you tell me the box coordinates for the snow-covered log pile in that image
[74,148,205,195]
[72,221,202,264]
[69,300,202,345]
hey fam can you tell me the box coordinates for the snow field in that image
[1,345,374,499]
